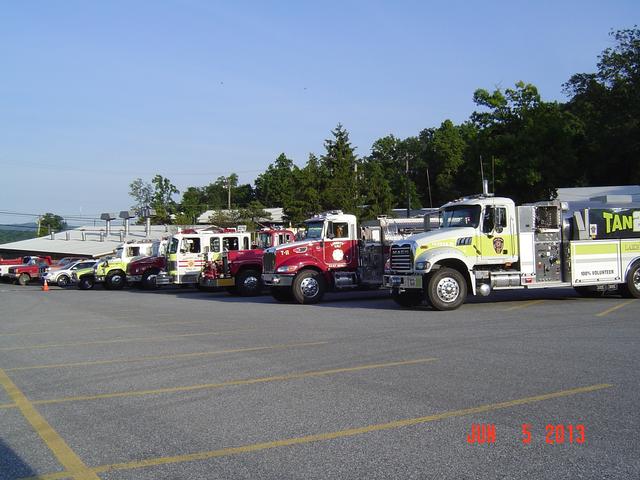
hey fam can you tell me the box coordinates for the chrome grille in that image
[390,245,413,271]
[262,251,276,274]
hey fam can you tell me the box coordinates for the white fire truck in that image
[156,228,253,287]
[383,190,640,310]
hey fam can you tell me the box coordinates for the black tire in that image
[574,286,605,298]
[236,269,262,297]
[426,267,467,311]
[105,270,126,290]
[141,270,159,290]
[392,288,424,307]
[78,276,95,290]
[292,270,326,304]
[18,273,30,286]
[57,274,71,288]
[270,287,294,302]
[621,263,640,299]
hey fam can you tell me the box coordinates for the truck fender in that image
[418,247,476,295]
[624,256,640,282]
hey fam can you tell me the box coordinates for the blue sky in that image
[1,0,638,226]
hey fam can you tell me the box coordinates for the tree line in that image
[129,27,640,227]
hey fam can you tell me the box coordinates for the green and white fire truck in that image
[384,191,640,310]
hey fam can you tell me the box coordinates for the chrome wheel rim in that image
[633,269,640,290]
[436,277,459,303]
[243,275,258,290]
[300,277,319,298]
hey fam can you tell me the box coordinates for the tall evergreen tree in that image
[320,124,359,213]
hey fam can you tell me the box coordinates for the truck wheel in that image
[105,271,126,290]
[621,263,640,298]
[78,276,95,290]
[18,273,31,286]
[392,289,423,307]
[270,287,293,302]
[142,271,159,290]
[426,267,467,311]
[292,270,325,304]
[57,274,71,287]
[236,269,262,296]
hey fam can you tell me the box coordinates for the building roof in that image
[557,185,640,202]
[0,224,184,258]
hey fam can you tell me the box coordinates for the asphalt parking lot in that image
[0,283,638,479]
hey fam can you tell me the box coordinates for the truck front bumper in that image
[127,275,143,283]
[200,277,235,287]
[262,273,294,287]
[155,272,172,286]
[383,273,423,290]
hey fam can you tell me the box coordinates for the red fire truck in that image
[261,211,425,303]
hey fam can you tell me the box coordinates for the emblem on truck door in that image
[493,237,505,254]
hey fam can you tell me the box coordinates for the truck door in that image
[323,221,356,269]
[179,236,204,282]
[478,204,517,264]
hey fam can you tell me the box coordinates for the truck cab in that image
[92,240,157,290]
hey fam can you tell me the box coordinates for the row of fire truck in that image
[72,227,295,295]
[41,189,640,311]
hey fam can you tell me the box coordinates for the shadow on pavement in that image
[0,438,38,479]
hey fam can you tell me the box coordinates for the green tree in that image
[129,175,179,224]
[418,120,467,205]
[254,153,298,211]
[151,175,179,224]
[564,27,640,185]
[38,213,67,236]
[471,81,583,202]
[321,124,359,213]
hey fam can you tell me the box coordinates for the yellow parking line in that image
[0,358,437,410]
[0,368,100,480]
[0,320,207,338]
[0,328,254,352]
[23,383,612,480]
[502,299,545,311]
[6,341,328,372]
[596,299,637,317]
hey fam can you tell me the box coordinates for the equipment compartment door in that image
[570,240,621,285]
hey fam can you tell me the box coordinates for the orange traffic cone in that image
[42,279,49,291]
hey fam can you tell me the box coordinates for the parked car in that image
[44,260,98,287]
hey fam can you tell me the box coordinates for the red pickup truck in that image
[6,257,54,285]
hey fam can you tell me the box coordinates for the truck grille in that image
[390,245,413,271]
[263,251,275,274]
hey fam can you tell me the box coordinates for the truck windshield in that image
[441,205,481,228]
[168,238,179,254]
[304,222,324,239]
[258,233,272,248]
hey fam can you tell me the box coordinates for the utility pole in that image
[426,167,433,208]
[226,177,232,210]
[405,155,411,218]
